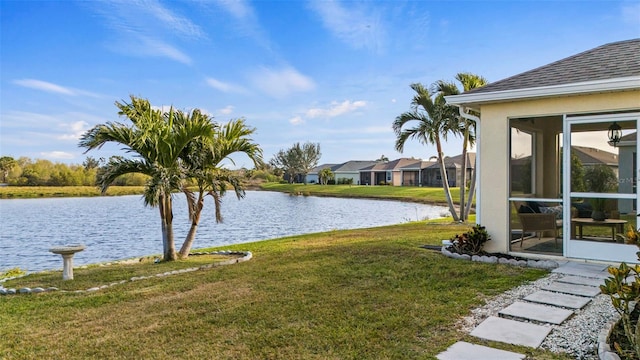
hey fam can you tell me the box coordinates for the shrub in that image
[450,224,491,255]
[600,225,640,359]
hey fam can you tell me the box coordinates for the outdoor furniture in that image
[49,244,86,280]
[571,218,628,242]
[517,213,560,247]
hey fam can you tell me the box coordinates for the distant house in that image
[511,146,619,194]
[333,160,379,184]
[359,158,426,186]
[399,160,435,186]
[306,161,380,184]
[306,163,340,184]
[423,153,475,187]
[572,145,618,175]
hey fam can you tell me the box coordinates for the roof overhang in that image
[444,76,640,107]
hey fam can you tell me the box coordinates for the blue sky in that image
[1,0,639,168]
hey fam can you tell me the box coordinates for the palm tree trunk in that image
[436,138,459,222]
[459,124,469,222]
[465,162,476,220]
[159,194,177,261]
[179,223,198,259]
[178,194,204,259]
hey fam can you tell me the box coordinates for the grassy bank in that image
[0,222,567,359]
[0,186,145,199]
[260,183,467,206]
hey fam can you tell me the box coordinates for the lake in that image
[0,191,447,273]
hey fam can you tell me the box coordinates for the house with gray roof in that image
[445,38,639,264]
[572,145,618,175]
[423,153,475,187]
[359,158,423,186]
[306,161,380,184]
[306,163,340,184]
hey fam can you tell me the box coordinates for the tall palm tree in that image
[433,73,487,221]
[179,118,262,258]
[79,96,215,261]
[393,83,460,221]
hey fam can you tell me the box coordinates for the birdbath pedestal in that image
[49,245,86,280]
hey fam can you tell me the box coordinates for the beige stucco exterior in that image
[477,90,640,253]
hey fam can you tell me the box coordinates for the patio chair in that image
[513,201,561,247]
[517,213,559,247]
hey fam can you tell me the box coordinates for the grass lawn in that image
[260,183,468,206]
[0,222,568,360]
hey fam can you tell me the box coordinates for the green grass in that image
[0,186,145,198]
[0,222,568,360]
[260,183,470,206]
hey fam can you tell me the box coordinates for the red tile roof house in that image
[445,39,640,263]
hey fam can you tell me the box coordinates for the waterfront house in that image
[445,39,639,263]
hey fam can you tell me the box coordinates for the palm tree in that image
[319,167,334,185]
[393,83,460,221]
[433,73,487,221]
[179,118,262,258]
[79,96,215,261]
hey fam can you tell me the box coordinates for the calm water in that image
[0,191,447,273]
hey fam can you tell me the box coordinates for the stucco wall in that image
[477,90,640,254]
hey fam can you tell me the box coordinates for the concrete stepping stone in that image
[499,301,573,325]
[552,262,610,279]
[524,290,591,309]
[542,282,600,297]
[470,316,552,348]
[436,341,525,360]
[557,275,605,287]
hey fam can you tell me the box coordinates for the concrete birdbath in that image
[49,244,86,280]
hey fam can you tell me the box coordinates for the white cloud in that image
[206,77,247,94]
[13,79,75,95]
[363,126,390,134]
[622,2,640,24]
[138,36,192,65]
[87,1,201,64]
[40,151,76,160]
[213,0,253,19]
[305,100,367,118]
[143,0,205,38]
[249,66,315,98]
[289,116,304,125]
[308,0,385,52]
[209,0,272,50]
[13,79,103,99]
[57,121,90,141]
[218,105,234,115]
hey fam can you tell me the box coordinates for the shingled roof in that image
[467,38,640,95]
[572,146,618,167]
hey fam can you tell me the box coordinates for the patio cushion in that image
[518,205,536,213]
[540,205,563,219]
[526,201,542,213]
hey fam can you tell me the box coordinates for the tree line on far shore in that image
[0,156,159,187]
[0,155,284,187]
